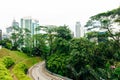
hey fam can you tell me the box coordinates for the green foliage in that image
[86,31,98,38]
[67,38,99,80]
[114,67,120,79]
[86,7,120,48]
[11,32,19,50]
[2,56,15,68]
[96,62,120,80]
[53,38,70,54]
[10,27,31,50]
[47,25,72,56]
[46,38,100,80]
[0,39,12,49]
[46,54,68,76]
[0,48,42,80]
[21,47,30,54]
[0,61,13,80]
[13,63,30,80]
[44,26,56,56]
[0,64,12,80]
[91,7,120,20]
[33,34,49,58]
[56,25,72,40]
[6,42,12,49]
[46,36,120,80]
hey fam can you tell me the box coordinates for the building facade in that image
[21,17,39,35]
[12,19,19,29]
[75,22,84,38]
[75,22,81,38]
[6,19,19,39]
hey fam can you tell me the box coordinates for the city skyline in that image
[0,0,120,33]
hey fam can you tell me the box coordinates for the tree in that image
[86,31,98,39]
[32,34,48,58]
[51,25,72,54]
[46,25,74,78]
[11,32,19,50]
[35,25,56,58]
[22,28,33,56]
[46,54,68,76]
[45,24,120,80]
[36,25,72,56]
[10,26,25,50]
[43,26,57,56]
[0,38,12,49]
[67,38,99,80]
[85,7,120,47]
[56,25,72,40]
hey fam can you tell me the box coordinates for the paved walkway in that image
[28,61,64,80]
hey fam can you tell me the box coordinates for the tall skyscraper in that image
[75,21,85,38]
[21,17,39,35]
[75,22,81,38]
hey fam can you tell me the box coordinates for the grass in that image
[0,48,10,58]
[0,48,42,67]
[0,48,42,80]
[0,61,13,80]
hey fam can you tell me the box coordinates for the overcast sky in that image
[0,0,120,33]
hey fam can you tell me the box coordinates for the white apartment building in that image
[75,22,84,38]
[21,16,39,35]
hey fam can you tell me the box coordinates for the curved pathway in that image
[28,61,64,80]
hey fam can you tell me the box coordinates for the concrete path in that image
[28,61,64,80]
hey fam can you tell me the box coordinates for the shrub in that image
[13,63,30,80]
[0,62,12,80]
[6,42,12,49]
[113,67,120,79]
[2,56,15,68]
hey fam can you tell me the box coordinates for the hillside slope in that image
[0,48,42,80]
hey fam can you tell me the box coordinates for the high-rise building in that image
[6,19,19,38]
[75,22,81,38]
[2,34,7,40]
[75,21,84,38]
[6,27,12,34]
[21,17,39,35]
[12,19,19,29]
[6,26,12,38]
